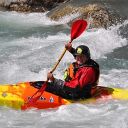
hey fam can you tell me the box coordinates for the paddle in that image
[22,19,87,109]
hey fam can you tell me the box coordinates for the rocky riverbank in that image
[0,0,125,29]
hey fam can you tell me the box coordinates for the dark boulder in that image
[6,0,69,12]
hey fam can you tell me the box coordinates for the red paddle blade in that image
[71,19,88,41]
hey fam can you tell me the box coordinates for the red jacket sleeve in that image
[64,67,96,89]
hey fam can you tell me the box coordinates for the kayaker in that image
[45,43,100,100]
[31,43,100,100]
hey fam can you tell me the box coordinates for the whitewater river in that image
[0,0,128,127]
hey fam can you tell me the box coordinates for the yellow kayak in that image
[0,81,128,110]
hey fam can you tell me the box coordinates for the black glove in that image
[30,81,45,89]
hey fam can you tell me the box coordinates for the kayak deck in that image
[0,82,128,110]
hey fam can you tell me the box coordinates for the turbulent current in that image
[0,0,128,128]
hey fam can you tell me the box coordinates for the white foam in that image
[0,11,57,28]
[0,11,80,28]
[100,69,128,88]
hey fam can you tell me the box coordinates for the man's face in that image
[75,54,88,65]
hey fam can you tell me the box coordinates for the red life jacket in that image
[64,59,100,97]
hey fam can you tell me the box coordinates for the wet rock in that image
[48,5,77,20]
[48,3,124,29]
[6,0,69,13]
[8,1,46,12]
[0,0,4,6]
